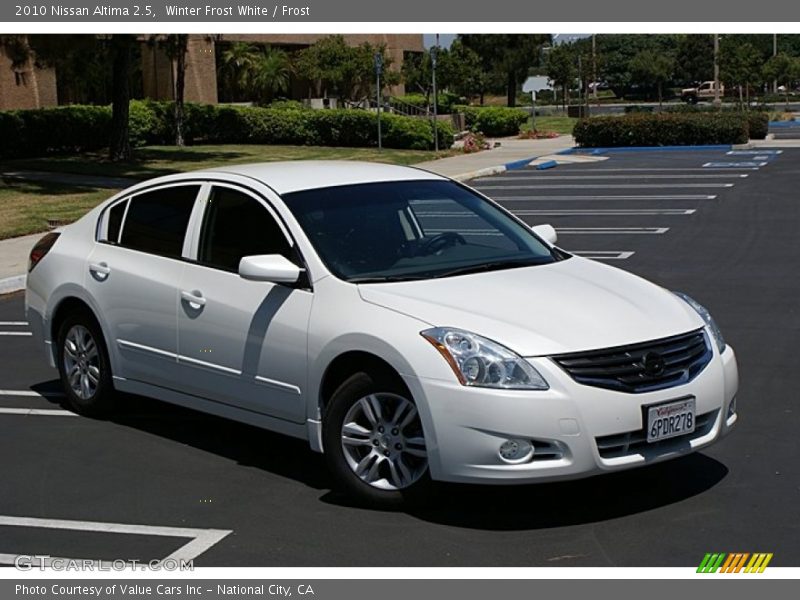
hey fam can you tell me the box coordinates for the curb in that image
[451,155,540,182]
[535,160,559,170]
[559,144,733,155]
[0,275,25,296]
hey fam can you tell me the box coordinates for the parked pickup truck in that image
[681,81,724,104]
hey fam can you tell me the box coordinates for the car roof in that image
[197,160,446,195]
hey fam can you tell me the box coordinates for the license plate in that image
[646,398,696,443]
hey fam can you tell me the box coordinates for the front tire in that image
[56,311,115,416]
[322,372,430,507]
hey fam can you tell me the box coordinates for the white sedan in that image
[25,161,738,506]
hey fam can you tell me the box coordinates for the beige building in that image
[0,34,424,110]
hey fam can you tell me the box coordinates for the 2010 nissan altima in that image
[25,161,738,506]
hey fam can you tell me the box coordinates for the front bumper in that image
[405,343,738,484]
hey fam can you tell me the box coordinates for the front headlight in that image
[673,292,726,353]
[421,327,549,390]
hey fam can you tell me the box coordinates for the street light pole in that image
[713,33,721,108]
[592,34,598,105]
[432,34,439,153]
[374,52,382,150]
[773,33,778,94]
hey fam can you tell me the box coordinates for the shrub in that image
[573,113,751,147]
[454,106,530,137]
[0,105,111,158]
[746,112,769,140]
[393,92,462,115]
[0,101,453,158]
[266,99,312,111]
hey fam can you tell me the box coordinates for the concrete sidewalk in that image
[417,135,575,179]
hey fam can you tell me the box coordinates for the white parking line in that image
[0,332,32,336]
[474,174,748,181]
[0,321,28,326]
[703,161,767,168]
[0,389,65,397]
[557,227,669,235]
[0,408,76,417]
[727,150,782,155]
[499,167,760,172]
[0,515,232,564]
[514,209,696,215]
[475,183,735,189]
[573,251,635,260]
[493,195,718,201]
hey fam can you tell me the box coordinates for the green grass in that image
[531,116,578,135]
[0,144,453,182]
[0,178,118,240]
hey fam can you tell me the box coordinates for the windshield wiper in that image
[348,275,429,284]
[432,259,546,279]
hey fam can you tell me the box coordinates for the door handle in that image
[89,262,111,278]
[180,290,206,308]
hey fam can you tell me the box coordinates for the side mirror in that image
[238,254,301,284]
[531,224,557,245]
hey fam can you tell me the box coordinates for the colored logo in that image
[697,553,773,573]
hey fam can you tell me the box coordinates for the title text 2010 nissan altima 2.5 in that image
[25,161,738,506]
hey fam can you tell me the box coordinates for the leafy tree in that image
[1,34,136,160]
[720,40,764,105]
[763,53,800,108]
[295,35,399,102]
[250,47,292,104]
[460,34,550,107]
[218,42,262,100]
[675,34,715,85]
[153,35,189,146]
[442,39,489,102]
[546,44,576,109]
[629,49,674,106]
[107,35,137,161]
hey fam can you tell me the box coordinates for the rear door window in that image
[119,185,200,258]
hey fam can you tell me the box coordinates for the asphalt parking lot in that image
[1,147,799,568]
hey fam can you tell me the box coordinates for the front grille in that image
[551,329,712,393]
[596,410,718,459]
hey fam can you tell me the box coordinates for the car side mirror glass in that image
[531,224,557,245]
[238,254,301,284]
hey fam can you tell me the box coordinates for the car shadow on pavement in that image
[29,381,331,491]
[400,453,728,530]
[30,380,729,530]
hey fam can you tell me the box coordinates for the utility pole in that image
[592,34,598,105]
[713,34,721,108]
[374,52,382,150]
[432,34,439,153]
[773,33,778,94]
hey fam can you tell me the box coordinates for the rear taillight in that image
[28,232,60,273]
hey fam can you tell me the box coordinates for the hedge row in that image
[0,100,454,159]
[573,113,758,147]
[663,105,769,140]
[393,92,464,115]
[455,106,530,137]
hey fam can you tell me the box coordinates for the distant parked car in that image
[681,81,725,104]
[25,161,739,506]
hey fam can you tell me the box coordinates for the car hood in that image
[357,257,704,356]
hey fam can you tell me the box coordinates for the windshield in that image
[282,179,565,282]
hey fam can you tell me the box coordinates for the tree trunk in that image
[174,36,188,147]
[109,35,134,162]
[506,70,517,107]
[658,82,663,108]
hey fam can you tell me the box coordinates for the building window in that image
[14,71,28,86]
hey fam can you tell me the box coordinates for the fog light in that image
[498,439,534,464]
[727,395,737,418]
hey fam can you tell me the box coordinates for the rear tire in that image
[56,310,115,416]
[322,372,431,508]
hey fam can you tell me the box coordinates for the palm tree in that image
[250,47,292,104]
[218,42,261,101]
